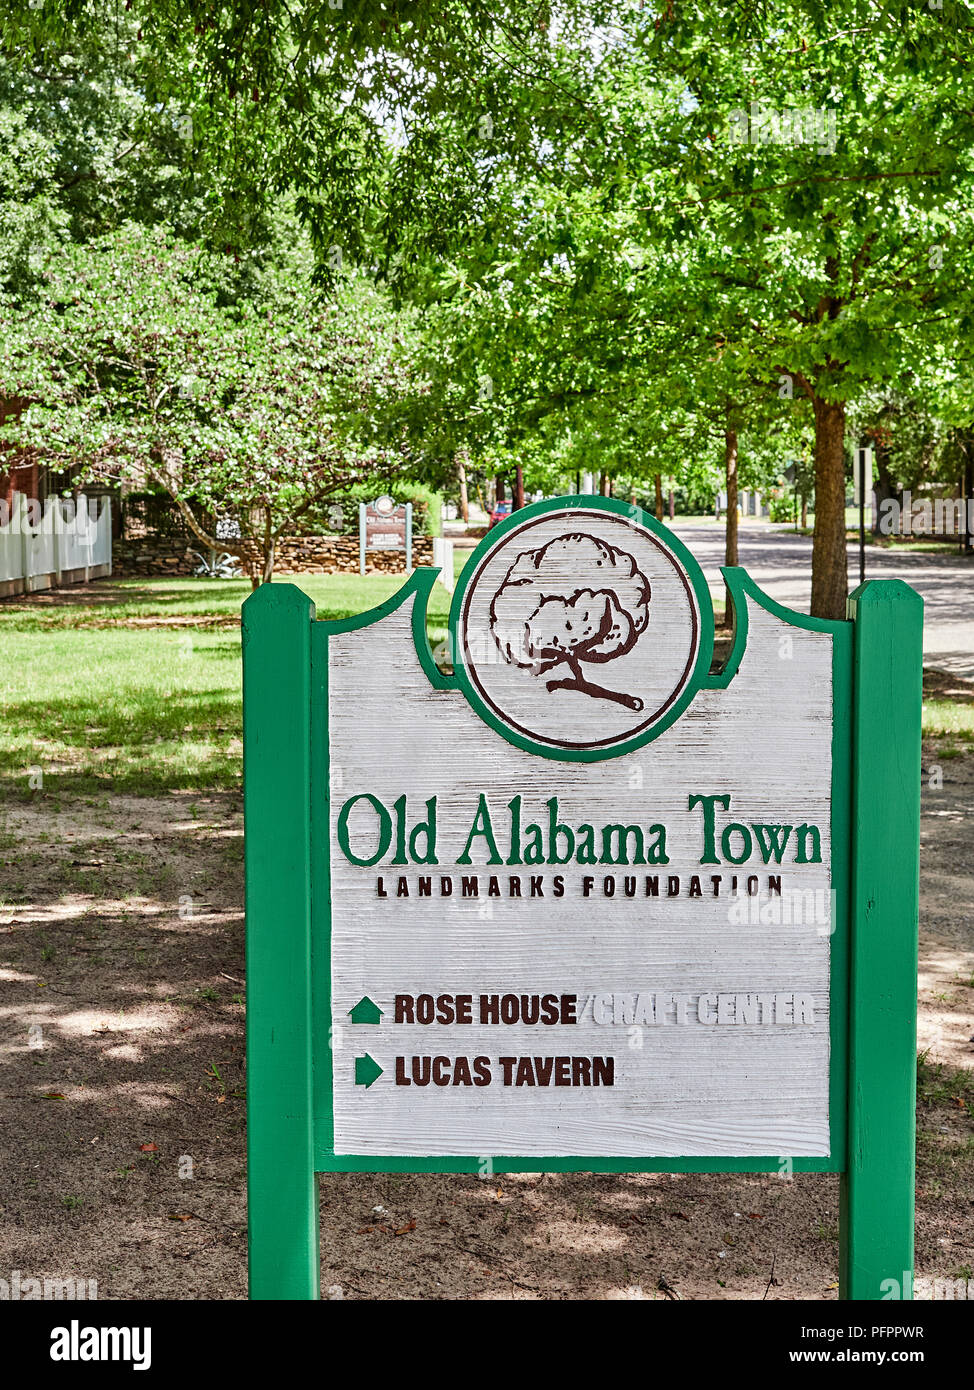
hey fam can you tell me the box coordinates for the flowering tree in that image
[0,223,420,583]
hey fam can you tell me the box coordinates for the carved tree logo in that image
[489,533,651,711]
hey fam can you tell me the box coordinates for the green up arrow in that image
[354,1054,383,1088]
[348,996,383,1025]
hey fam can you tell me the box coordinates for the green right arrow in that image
[354,1054,383,1088]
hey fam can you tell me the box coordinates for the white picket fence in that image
[0,492,113,597]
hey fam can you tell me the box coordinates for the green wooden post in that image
[841,579,923,1300]
[243,584,320,1300]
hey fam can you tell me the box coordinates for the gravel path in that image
[672,523,974,678]
[0,770,969,1301]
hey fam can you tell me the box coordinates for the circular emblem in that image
[452,500,712,758]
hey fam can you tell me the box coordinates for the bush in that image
[671,480,721,516]
[767,492,796,524]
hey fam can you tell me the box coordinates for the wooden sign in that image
[243,496,922,1301]
[359,495,412,573]
[853,447,875,507]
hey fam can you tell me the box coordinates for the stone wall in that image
[275,534,434,575]
[113,533,434,578]
[112,538,199,577]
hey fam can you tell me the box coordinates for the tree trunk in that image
[668,489,675,520]
[801,495,808,529]
[599,471,610,497]
[495,473,506,502]
[164,483,239,562]
[810,396,848,620]
[654,473,664,521]
[723,427,738,630]
[260,510,276,585]
[871,435,899,537]
[514,464,525,510]
[456,452,469,523]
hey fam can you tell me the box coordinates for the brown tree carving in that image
[489,533,651,711]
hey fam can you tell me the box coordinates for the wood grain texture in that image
[243,583,319,1299]
[325,585,836,1159]
[840,580,923,1299]
[456,512,700,751]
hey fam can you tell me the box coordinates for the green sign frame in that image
[243,497,922,1301]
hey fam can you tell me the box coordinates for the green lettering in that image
[392,793,407,865]
[646,823,669,865]
[408,796,439,865]
[523,822,544,865]
[794,823,823,864]
[546,797,575,864]
[689,792,731,864]
[721,822,753,865]
[576,824,597,864]
[506,794,522,866]
[600,824,646,865]
[337,794,392,867]
[751,823,793,865]
[457,794,503,865]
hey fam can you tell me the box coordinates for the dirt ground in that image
[0,751,971,1302]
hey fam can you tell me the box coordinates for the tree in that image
[1,0,605,274]
[850,377,974,536]
[355,3,974,617]
[10,1,971,616]
[636,4,974,615]
[0,26,281,269]
[0,223,421,583]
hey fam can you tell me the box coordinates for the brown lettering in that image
[592,1056,614,1086]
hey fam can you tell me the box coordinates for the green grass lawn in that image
[1,560,969,797]
[922,702,974,745]
[0,568,463,796]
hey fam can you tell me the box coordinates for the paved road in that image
[671,522,974,677]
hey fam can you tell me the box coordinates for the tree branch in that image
[663,168,943,209]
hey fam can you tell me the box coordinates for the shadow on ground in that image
[0,772,971,1300]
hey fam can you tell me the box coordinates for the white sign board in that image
[324,500,841,1161]
[358,496,413,573]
